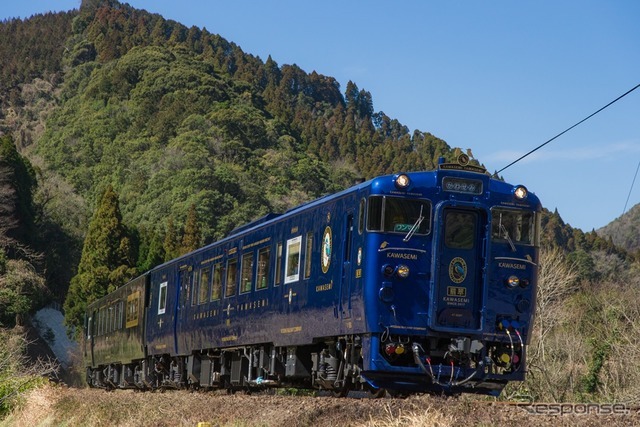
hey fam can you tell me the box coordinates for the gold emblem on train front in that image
[448,257,467,284]
[321,226,332,274]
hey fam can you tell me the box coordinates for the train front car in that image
[360,155,541,396]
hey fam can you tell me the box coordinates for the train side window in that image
[87,315,93,340]
[240,252,254,294]
[256,247,270,290]
[97,308,102,336]
[199,267,210,304]
[304,232,313,279]
[179,269,191,308]
[211,263,222,301]
[275,242,283,286]
[191,270,200,306]
[126,291,140,328]
[117,301,124,330]
[226,258,238,297]
[284,236,301,284]
[358,198,366,234]
[158,281,168,315]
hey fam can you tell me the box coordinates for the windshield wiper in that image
[500,223,516,252]
[403,205,425,242]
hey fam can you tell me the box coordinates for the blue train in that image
[83,155,541,396]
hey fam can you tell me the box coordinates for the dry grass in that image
[4,384,640,427]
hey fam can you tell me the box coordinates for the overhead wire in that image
[622,159,640,216]
[497,83,640,174]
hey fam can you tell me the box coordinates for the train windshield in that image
[491,209,537,246]
[367,196,431,235]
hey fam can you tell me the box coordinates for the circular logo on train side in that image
[321,226,332,274]
[448,257,467,284]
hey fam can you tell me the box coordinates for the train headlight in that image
[382,264,395,278]
[514,185,528,200]
[396,264,410,278]
[394,174,411,189]
[506,275,520,288]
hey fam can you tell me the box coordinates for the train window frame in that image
[225,258,238,297]
[199,267,210,305]
[126,291,140,329]
[367,196,432,235]
[87,315,93,340]
[211,263,223,301]
[304,232,313,279]
[256,247,270,291]
[191,269,200,306]
[275,242,283,286]
[284,236,302,284]
[358,198,366,234]
[490,208,538,247]
[158,281,168,315]
[117,301,124,330]
[240,252,254,294]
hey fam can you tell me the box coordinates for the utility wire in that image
[497,83,640,174]
[622,159,640,216]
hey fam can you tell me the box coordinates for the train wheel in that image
[331,378,351,398]
[368,386,386,399]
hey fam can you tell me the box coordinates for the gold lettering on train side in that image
[155,344,167,350]
[201,254,224,265]
[355,269,362,278]
[221,335,237,342]
[280,326,302,334]
[447,286,467,297]
[243,237,272,250]
[228,247,237,255]
[316,281,333,292]
[291,226,299,234]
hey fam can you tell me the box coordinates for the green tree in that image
[64,185,136,330]
[0,136,37,254]
[0,254,48,326]
[180,203,201,255]
[163,216,179,262]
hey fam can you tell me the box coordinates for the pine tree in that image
[64,185,136,330]
[163,215,179,261]
[180,203,200,255]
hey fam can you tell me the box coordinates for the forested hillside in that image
[598,204,640,255]
[1,0,464,311]
[1,0,640,413]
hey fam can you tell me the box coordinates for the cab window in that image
[491,209,537,246]
[367,196,431,235]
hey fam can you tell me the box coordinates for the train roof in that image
[148,156,538,274]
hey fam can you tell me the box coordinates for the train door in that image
[431,207,486,331]
[339,211,354,319]
[86,311,95,367]
[174,266,191,354]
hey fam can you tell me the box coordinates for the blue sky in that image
[4,1,639,232]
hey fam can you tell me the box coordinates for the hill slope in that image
[598,203,640,254]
